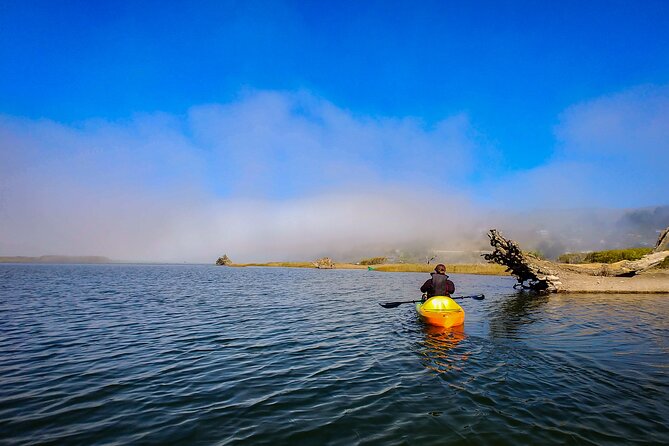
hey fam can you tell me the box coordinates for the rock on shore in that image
[313,257,335,269]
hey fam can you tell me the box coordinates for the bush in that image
[584,247,653,264]
[557,252,588,264]
[359,256,387,265]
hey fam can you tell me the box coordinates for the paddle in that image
[379,294,485,309]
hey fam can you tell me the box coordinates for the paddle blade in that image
[451,294,485,301]
[379,300,418,308]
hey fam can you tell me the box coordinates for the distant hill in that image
[0,255,114,264]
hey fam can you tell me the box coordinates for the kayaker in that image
[420,264,455,299]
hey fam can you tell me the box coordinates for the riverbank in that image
[554,267,669,293]
[484,229,669,294]
[229,262,510,275]
[507,254,669,294]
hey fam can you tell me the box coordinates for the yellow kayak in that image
[416,295,465,328]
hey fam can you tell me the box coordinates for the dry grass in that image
[372,263,509,275]
[334,263,369,269]
[229,261,508,275]
[230,262,316,268]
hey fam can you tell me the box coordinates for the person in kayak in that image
[420,264,455,299]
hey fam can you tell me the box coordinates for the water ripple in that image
[0,264,667,445]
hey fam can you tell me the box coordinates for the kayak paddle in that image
[379,294,485,309]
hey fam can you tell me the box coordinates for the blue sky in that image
[1,0,668,260]
[3,0,668,166]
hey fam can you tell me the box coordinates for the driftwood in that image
[656,227,669,252]
[483,229,562,292]
[484,228,669,293]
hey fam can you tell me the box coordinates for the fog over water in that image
[1,88,668,263]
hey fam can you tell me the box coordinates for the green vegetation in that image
[358,256,387,265]
[556,252,588,264]
[584,247,653,263]
[557,247,654,264]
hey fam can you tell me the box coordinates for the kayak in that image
[416,295,465,328]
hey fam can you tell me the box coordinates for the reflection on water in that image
[418,324,468,374]
[488,291,550,339]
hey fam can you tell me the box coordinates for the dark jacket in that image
[420,272,455,297]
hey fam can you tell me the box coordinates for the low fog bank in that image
[326,205,669,264]
[487,205,669,260]
[1,184,665,263]
[2,87,668,263]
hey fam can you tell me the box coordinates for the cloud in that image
[485,84,669,209]
[0,91,480,262]
[188,90,476,196]
[1,87,667,262]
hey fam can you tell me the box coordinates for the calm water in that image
[0,264,668,445]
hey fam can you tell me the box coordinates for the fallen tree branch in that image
[483,229,561,292]
[482,228,669,293]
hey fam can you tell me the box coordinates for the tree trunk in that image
[483,228,669,293]
[655,227,669,252]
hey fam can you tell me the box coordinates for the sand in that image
[556,269,669,293]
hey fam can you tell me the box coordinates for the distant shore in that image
[229,262,510,275]
[0,255,113,264]
[0,256,508,275]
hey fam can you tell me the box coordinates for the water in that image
[0,264,667,445]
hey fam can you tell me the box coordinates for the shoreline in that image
[554,269,669,294]
[229,262,510,275]
[4,259,666,292]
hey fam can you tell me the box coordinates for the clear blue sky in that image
[1,0,669,260]
[2,0,668,169]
